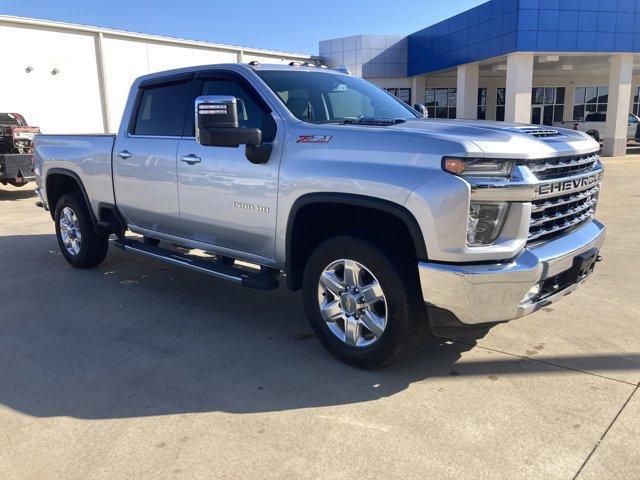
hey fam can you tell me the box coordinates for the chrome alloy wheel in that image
[59,206,82,256]
[317,259,388,347]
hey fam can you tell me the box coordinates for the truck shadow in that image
[0,185,35,201]
[0,234,638,420]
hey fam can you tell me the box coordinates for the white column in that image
[603,53,634,157]
[504,53,534,124]
[411,75,426,107]
[94,32,111,134]
[456,63,479,119]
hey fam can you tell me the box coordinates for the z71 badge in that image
[297,135,332,144]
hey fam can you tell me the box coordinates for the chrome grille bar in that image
[529,155,598,173]
[529,198,597,227]
[528,210,595,242]
[531,186,599,213]
[527,153,598,180]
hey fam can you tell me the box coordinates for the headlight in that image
[467,202,508,246]
[442,157,515,177]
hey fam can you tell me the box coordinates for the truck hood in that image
[386,118,599,159]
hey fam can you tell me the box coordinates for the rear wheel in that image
[302,235,425,369]
[54,192,109,268]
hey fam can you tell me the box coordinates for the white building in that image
[0,15,317,134]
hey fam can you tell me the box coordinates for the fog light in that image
[467,202,508,246]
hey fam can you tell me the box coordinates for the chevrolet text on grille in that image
[537,171,603,196]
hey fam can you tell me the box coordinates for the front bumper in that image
[418,220,606,325]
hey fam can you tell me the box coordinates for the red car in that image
[0,113,39,187]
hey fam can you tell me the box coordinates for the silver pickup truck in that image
[33,63,605,369]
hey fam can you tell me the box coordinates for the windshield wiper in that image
[341,117,406,126]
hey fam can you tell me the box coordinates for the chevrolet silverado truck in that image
[33,63,605,368]
[1,112,39,187]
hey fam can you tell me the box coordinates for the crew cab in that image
[33,63,606,368]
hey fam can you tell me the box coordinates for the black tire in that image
[587,130,600,142]
[302,235,426,369]
[54,192,109,268]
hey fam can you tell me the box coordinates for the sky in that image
[1,0,486,54]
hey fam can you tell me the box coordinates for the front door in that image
[113,77,192,236]
[176,72,283,260]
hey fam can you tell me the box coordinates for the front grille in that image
[527,153,598,180]
[528,184,599,243]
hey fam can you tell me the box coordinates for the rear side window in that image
[132,81,191,136]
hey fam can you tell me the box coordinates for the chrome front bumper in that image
[418,220,606,325]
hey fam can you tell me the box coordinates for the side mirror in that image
[195,95,262,148]
[414,104,428,118]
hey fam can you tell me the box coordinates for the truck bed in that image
[33,134,116,216]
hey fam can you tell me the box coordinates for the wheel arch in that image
[45,168,99,231]
[285,193,428,291]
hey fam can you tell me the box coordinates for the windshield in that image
[256,70,418,124]
[0,113,24,126]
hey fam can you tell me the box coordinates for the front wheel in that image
[302,235,426,369]
[55,192,109,268]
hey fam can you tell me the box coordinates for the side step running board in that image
[113,238,279,291]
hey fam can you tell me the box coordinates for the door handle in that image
[180,154,202,165]
[116,150,131,159]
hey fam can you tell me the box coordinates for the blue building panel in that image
[407,0,640,76]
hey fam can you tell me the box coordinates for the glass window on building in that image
[385,88,412,105]
[531,87,565,126]
[633,87,640,116]
[496,88,506,121]
[425,88,457,118]
[477,88,487,120]
[573,86,608,121]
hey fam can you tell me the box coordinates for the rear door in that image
[113,74,193,236]
[175,70,283,260]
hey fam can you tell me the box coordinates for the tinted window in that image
[257,70,417,124]
[133,81,191,136]
[585,112,606,122]
[0,113,24,126]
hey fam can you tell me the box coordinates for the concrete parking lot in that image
[0,157,638,480]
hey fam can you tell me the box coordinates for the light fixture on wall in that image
[491,64,507,71]
[538,55,560,63]
[25,66,34,73]
[51,68,60,75]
